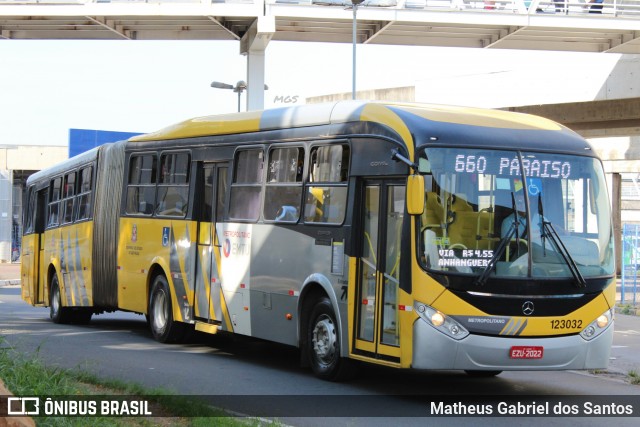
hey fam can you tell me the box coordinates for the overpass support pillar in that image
[240,16,275,111]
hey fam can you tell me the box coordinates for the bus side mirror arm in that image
[391,149,418,172]
[391,149,424,215]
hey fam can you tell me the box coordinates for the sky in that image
[0,39,625,147]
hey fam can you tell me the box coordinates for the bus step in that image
[195,321,221,335]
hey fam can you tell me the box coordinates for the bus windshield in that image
[417,147,615,281]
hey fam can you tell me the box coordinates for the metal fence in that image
[621,223,640,306]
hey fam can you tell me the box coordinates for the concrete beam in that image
[504,97,640,137]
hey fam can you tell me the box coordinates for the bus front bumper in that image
[411,319,614,371]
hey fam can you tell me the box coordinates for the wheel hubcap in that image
[312,314,337,364]
[153,290,168,331]
[51,287,59,315]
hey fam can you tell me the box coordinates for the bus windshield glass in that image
[417,147,615,280]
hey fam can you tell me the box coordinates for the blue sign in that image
[69,129,142,158]
[162,227,170,247]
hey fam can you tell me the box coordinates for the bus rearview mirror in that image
[406,175,425,215]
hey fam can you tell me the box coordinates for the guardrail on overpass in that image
[2,0,640,53]
[1,0,639,16]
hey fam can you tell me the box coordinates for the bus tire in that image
[307,297,355,381]
[149,274,186,343]
[49,274,70,324]
[465,370,502,377]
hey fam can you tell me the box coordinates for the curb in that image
[0,280,20,288]
[0,379,36,427]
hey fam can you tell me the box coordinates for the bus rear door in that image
[194,163,229,333]
[354,179,405,361]
[21,187,47,306]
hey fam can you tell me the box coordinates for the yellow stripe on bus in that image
[129,111,263,142]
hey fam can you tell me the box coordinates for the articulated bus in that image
[21,101,615,380]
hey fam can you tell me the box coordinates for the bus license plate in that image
[509,346,544,359]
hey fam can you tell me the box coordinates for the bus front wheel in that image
[149,275,185,343]
[307,297,355,381]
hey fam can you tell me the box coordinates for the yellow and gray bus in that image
[21,101,615,380]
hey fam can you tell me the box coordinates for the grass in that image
[629,370,640,386]
[617,303,638,315]
[0,338,269,426]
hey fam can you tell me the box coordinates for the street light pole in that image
[211,80,268,112]
[233,81,247,113]
[211,80,246,112]
[351,0,364,100]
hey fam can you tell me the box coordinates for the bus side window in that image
[47,177,62,227]
[304,144,349,224]
[264,147,303,222]
[198,165,230,222]
[229,149,263,221]
[35,189,47,233]
[62,171,76,224]
[125,154,157,216]
[216,167,228,222]
[23,187,36,235]
[76,166,93,221]
[155,152,190,217]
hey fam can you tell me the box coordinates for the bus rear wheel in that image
[307,297,355,381]
[49,274,70,324]
[149,274,186,343]
[50,274,92,324]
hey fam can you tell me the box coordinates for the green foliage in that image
[0,337,273,426]
[616,303,637,315]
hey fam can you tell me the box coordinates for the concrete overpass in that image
[2,0,640,109]
[507,97,640,138]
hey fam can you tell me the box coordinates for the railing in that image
[280,0,640,17]
[1,0,639,17]
[0,0,256,3]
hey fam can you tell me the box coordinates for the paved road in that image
[1,284,639,426]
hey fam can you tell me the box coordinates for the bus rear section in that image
[21,142,124,323]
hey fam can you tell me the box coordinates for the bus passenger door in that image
[194,163,229,331]
[354,180,405,360]
[21,187,47,306]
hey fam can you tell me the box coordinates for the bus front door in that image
[194,163,229,333]
[354,180,405,361]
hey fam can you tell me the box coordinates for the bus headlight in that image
[580,309,613,341]
[414,301,469,340]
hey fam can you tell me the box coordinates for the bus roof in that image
[129,101,565,143]
[26,146,101,186]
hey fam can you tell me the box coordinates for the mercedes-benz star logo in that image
[522,301,535,316]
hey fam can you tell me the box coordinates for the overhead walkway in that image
[1,0,640,52]
[2,0,640,108]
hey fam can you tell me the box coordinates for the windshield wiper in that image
[475,192,521,286]
[540,220,587,288]
[538,198,586,288]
